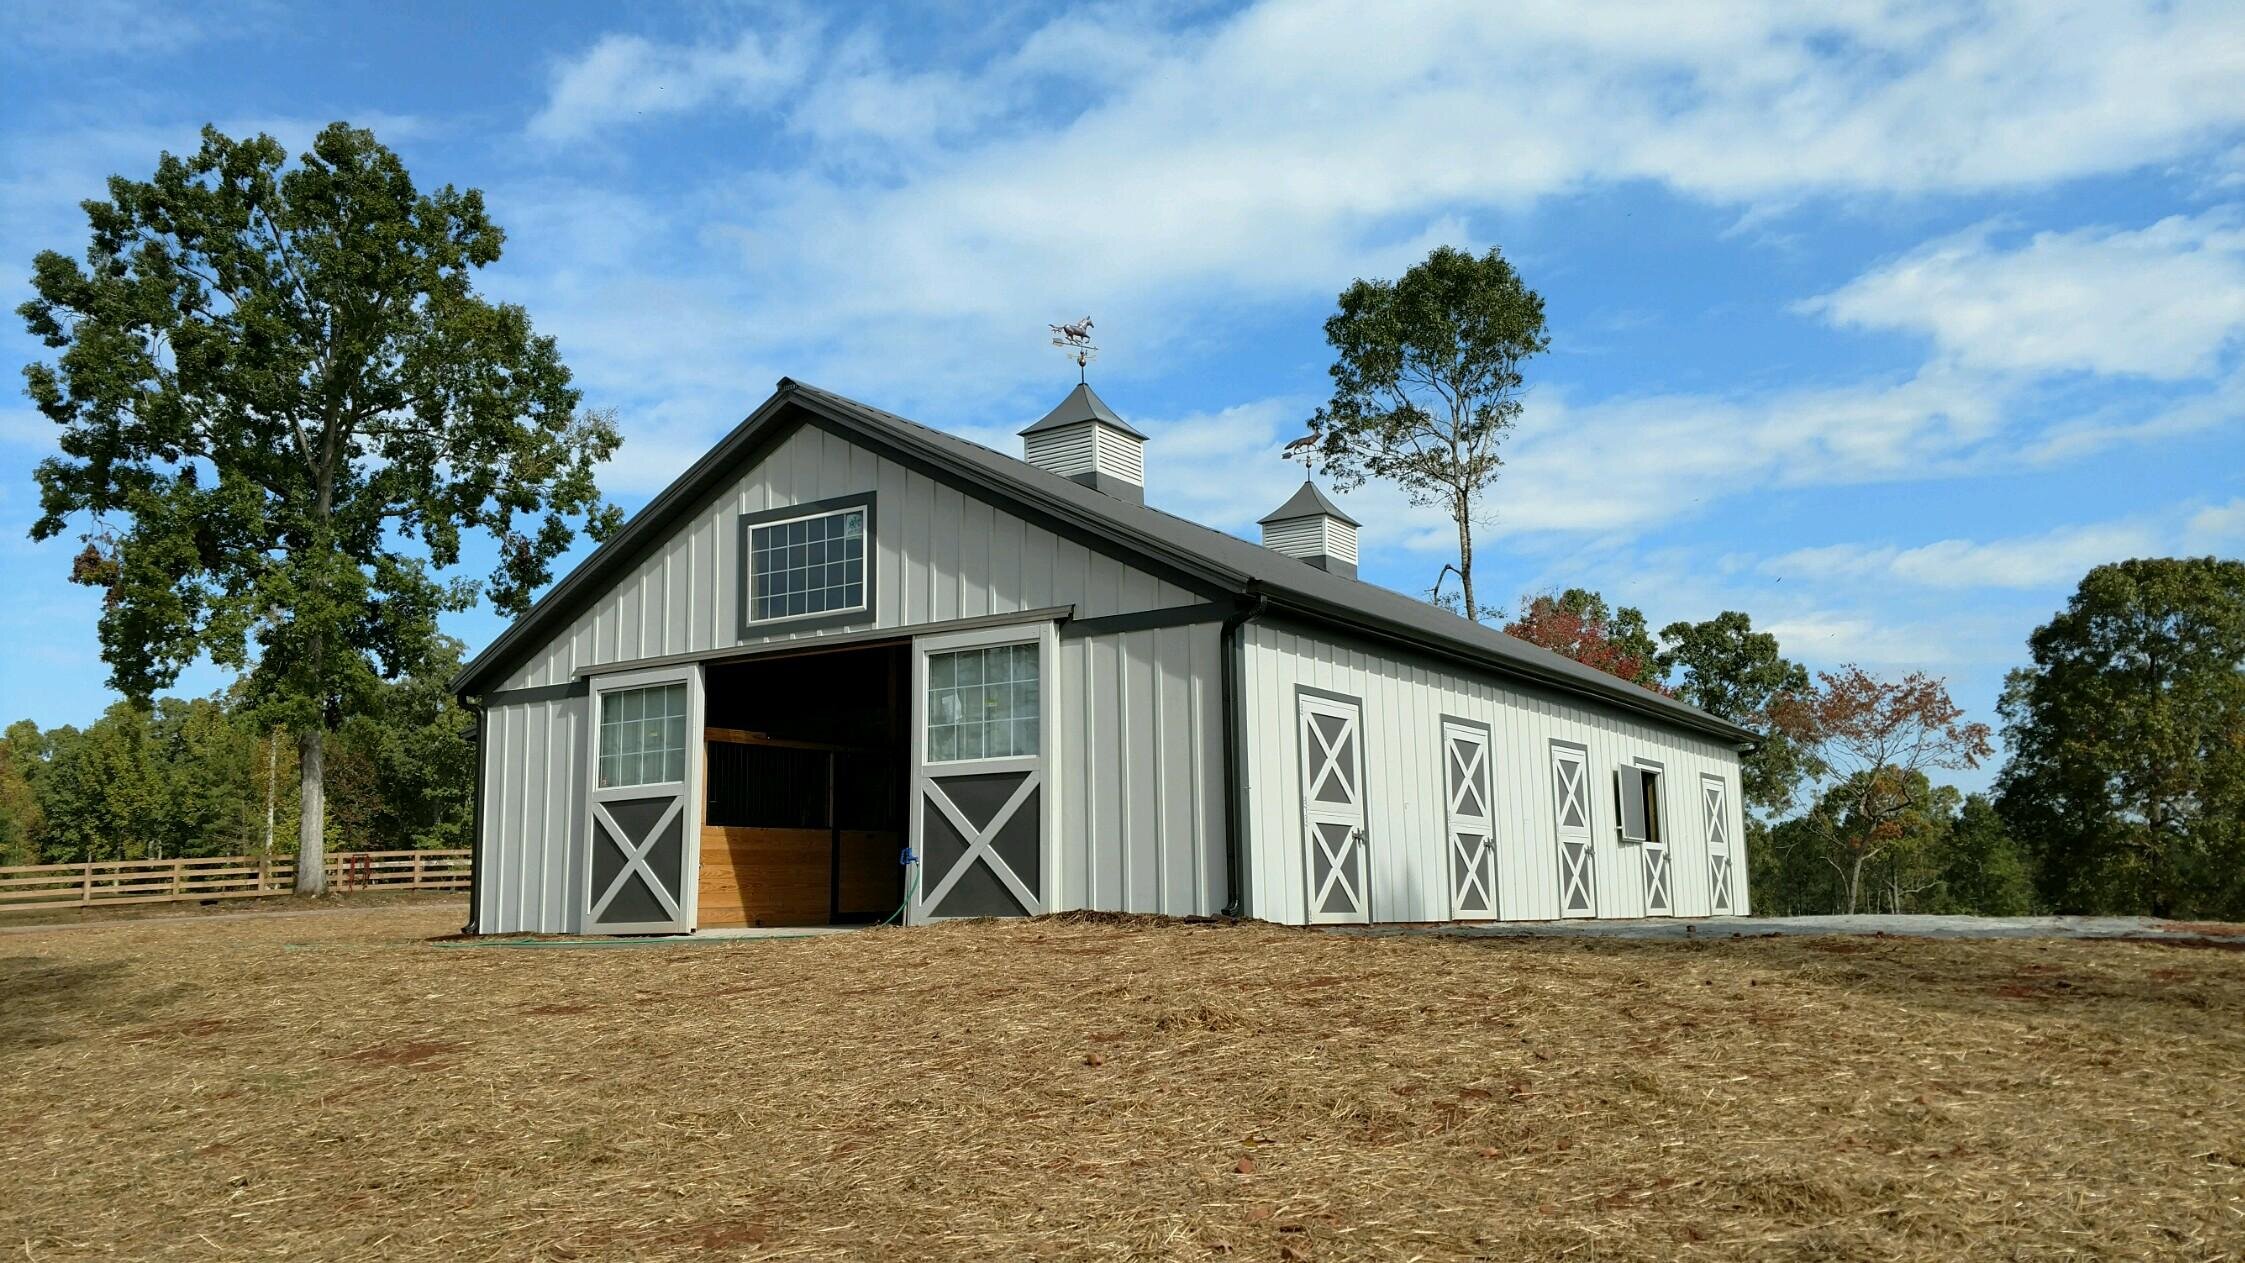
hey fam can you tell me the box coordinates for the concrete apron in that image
[1335,914,2238,944]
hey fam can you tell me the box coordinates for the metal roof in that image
[1258,479,1361,528]
[1017,381,1148,438]
[454,379,1755,746]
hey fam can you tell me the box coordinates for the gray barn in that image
[452,379,1753,934]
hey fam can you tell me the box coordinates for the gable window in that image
[738,495,875,632]
[926,642,1040,762]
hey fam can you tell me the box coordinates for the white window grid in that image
[597,682,688,788]
[747,506,866,623]
[926,643,1040,762]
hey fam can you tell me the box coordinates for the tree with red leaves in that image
[1771,665,1994,914]
[1502,588,1668,692]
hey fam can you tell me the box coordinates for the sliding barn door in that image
[584,666,702,934]
[1299,692,1368,925]
[1702,775,1734,914]
[1550,742,1595,919]
[910,624,1054,921]
[1443,719,1497,920]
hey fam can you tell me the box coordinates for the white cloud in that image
[1805,212,2245,379]
[489,2,2245,496]
[2186,498,2245,552]
[0,0,215,57]
[1761,518,2206,591]
[507,0,2245,412]
[527,27,813,144]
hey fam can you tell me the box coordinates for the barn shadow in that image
[0,953,167,1053]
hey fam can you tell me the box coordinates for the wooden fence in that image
[0,849,470,913]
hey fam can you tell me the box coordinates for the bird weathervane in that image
[1049,316,1097,382]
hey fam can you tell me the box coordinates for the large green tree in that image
[19,123,620,891]
[1657,610,1814,815]
[35,705,158,865]
[0,722,47,867]
[1305,245,1549,621]
[326,637,476,852]
[1997,557,2245,919]
[1935,794,2036,917]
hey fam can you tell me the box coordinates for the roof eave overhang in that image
[455,380,1756,750]
[1255,586,1760,747]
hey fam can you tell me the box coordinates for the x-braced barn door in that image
[1300,692,1368,924]
[585,666,703,934]
[1443,720,1497,920]
[1550,742,1595,918]
[910,624,1053,921]
[1702,775,1734,914]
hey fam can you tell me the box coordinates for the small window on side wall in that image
[1616,764,1661,843]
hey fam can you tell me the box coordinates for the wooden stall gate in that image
[698,727,902,927]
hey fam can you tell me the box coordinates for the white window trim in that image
[743,502,871,627]
[594,676,692,790]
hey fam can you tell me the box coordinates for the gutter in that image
[461,699,485,936]
[1217,589,1269,919]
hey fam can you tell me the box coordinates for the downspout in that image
[1218,589,1269,918]
[462,698,485,936]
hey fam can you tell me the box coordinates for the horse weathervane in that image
[1049,316,1097,382]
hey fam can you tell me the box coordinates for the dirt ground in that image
[2,908,2241,1261]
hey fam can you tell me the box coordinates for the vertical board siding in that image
[479,417,1230,934]
[495,422,1200,691]
[477,695,588,935]
[1239,621,1749,925]
[1050,623,1228,918]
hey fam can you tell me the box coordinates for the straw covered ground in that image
[3,907,2241,1260]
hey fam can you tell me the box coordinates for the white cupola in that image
[1019,382,1146,504]
[1258,480,1360,577]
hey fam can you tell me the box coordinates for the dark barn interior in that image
[697,643,910,927]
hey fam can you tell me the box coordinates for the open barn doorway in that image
[698,642,910,928]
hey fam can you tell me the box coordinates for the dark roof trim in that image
[451,386,806,696]
[796,411,1226,598]
[453,381,1229,695]
[455,378,1756,748]
[1253,595,1756,747]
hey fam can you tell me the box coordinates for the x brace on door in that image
[1305,714,1357,804]
[590,796,684,923]
[921,773,1042,914]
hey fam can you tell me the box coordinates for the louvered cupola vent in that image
[1019,382,1146,504]
[1258,480,1360,578]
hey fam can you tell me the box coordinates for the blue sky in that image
[3,1,2242,793]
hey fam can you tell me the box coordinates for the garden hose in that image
[880,846,921,927]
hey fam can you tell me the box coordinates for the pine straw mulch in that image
[2,909,2241,1261]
